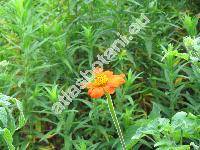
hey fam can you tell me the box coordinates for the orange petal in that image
[88,87,105,98]
[107,74,125,88]
[86,82,95,89]
[104,71,113,78]
[93,67,103,75]
[103,85,116,95]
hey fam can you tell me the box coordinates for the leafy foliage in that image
[0,93,26,150]
[130,111,200,150]
[0,0,199,149]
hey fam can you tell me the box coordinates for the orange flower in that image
[86,68,125,98]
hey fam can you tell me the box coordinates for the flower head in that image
[86,68,125,98]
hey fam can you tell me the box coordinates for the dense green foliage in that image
[0,0,199,149]
[0,93,26,150]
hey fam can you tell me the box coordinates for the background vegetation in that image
[0,0,199,149]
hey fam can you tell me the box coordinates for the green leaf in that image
[15,100,26,129]
[154,139,174,147]
[0,107,8,127]
[3,128,15,150]
[149,102,161,119]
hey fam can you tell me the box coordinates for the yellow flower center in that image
[94,73,108,86]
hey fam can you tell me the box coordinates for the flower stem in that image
[105,93,126,150]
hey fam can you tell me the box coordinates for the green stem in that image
[105,93,126,150]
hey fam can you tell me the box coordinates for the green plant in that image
[151,44,187,116]
[129,110,200,150]
[1,0,200,149]
[0,93,26,150]
[182,15,199,37]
